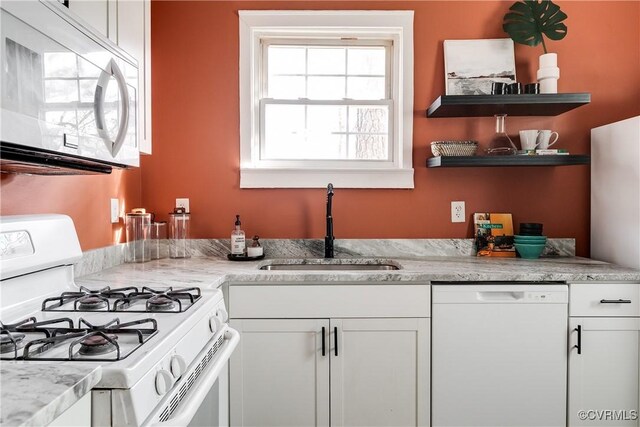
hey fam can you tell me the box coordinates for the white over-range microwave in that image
[0,0,139,174]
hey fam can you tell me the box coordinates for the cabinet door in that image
[330,318,430,427]
[67,0,109,37]
[569,318,640,426]
[117,0,151,154]
[230,319,330,427]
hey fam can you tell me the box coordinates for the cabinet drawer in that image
[570,283,640,317]
[229,284,430,318]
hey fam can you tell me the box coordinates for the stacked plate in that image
[515,223,546,259]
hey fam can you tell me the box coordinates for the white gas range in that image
[0,215,239,426]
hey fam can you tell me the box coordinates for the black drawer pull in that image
[334,326,338,357]
[574,325,582,355]
[321,327,325,356]
[600,299,632,304]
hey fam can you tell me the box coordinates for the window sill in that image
[240,168,414,189]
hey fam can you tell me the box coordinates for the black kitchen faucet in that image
[325,183,334,258]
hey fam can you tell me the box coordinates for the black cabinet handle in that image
[334,326,338,357]
[600,299,632,304]
[574,325,582,355]
[321,327,325,356]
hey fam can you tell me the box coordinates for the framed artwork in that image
[444,38,516,95]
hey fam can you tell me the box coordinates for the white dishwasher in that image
[432,283,568,427]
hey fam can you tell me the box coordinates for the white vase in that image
[537,53,560,94]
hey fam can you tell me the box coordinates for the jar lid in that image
[127,208,151,217]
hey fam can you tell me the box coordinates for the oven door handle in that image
[149,327,240,427]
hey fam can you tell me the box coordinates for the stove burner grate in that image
[113,287,202,313]
[0,332,26,354]
[42,286,202,313]
[42,286,139,312]
[0,316,158,361]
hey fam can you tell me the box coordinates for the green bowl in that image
[514,235,548,242]
[514,242,546,259]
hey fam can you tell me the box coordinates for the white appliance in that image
[591,116,640,269]
[0,215,239,426]
[431,284,568,427]
[0,0,139,174]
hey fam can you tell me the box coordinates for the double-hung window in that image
[239,11,414,188]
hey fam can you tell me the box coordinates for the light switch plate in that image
[451,201,465,223]
[176,198,190,213]
[110,198,119,223]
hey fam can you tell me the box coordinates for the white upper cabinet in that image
[66,0,109,37]
[117,0,151,154]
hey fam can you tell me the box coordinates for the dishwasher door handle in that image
[600,299,632,304]
[476,291,525,302]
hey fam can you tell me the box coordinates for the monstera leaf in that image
[503,0,568,53]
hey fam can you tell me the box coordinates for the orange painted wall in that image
[1,1,638,255]
[142,0,640,257]
[0,169,141,251]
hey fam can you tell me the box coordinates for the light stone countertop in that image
[0,363,101,427]
[75,255,640,289]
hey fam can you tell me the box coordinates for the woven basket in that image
[431,140,478,157]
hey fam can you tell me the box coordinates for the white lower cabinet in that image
[330,318,430,427]
[230,317,429,427]
[230,319,330,427]
[229,283,431,427]
[568,317,640,426]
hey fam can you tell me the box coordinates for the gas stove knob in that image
[209,315,222,334]
[170,354,187,379]
[216,307,229,323]
[155,369,173,395]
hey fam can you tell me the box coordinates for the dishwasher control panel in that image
[432,284,569,304]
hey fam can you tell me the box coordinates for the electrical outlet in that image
[110,198,119,223]
[451,201,465,223]
[176,198,190,213]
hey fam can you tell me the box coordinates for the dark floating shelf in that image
[426,155,591,168]
[426,93,591,118]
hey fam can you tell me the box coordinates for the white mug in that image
[537,130,559,149]
[519,130,541,151]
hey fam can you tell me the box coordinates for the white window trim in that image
[239,10,414,189]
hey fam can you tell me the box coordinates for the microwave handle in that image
[94,58,130,157]
[149,327,240,427]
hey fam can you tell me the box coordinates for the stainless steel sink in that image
[259,262,400,271]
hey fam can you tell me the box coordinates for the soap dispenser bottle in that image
[231,215,246,255]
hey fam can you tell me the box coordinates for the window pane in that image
[348,105,388,133]
[347,76,385,100]
[264,104,349,160]
[268,46,305,75]
[308,76,345,99]
[268,75,305,99]
[264,104,305,159]
[308,48,345,75]
[347,47,386,75]
[348,134,388,160]
[304,133,345,159]
[307,105,347,133]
